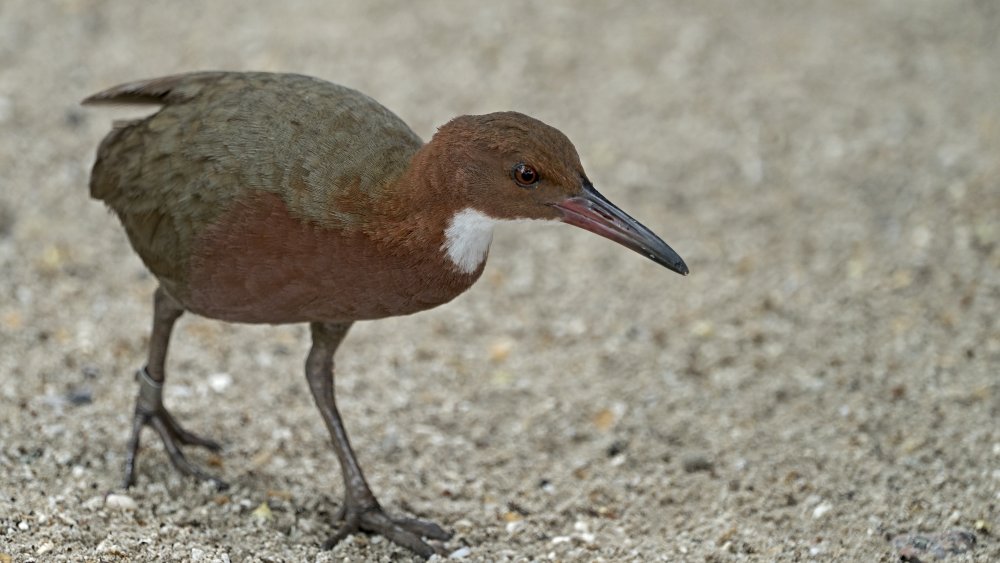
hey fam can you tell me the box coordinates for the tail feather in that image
[81,71,227,106]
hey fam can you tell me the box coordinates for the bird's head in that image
[427,112,688,276]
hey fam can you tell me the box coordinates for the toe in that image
[149,415,228,488]
[360,511,438,558]
[321,506,448,558]
[392,516,453,541]
[160,408,223,451]
[322,511,361,550]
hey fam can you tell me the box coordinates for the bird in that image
[83,71,688,558]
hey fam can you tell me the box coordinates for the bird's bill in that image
[550,182,689,275]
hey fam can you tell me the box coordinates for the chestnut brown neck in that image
[363,138,462,253]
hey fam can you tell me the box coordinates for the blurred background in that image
[1,1,997,560]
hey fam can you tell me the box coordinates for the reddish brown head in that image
[432,112,586,219]
[427,112,689,275]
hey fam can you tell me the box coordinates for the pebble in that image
[452,518,474,530]
[690,320,714,337]
[489,339,513,362]
[251,501,273,522]
[501,511,523,523]
[592,408,616,431]
[449,546,471,559]
[208,372,233,393]
[893,529,977,560]
[66,388,93,405]
[17,521,28,531]
[96,539,123,553]
[681,454,713,473]
[83,495,105,511]
[191,547,205,561]
[105,493,138,511]
[812,502,832,519]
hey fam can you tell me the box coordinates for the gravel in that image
[1,1,997,561]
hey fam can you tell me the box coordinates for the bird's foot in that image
[324,500,452,558]
[123,367,228,490]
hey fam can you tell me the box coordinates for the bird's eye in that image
[511,163,540,187]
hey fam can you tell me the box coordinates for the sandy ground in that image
[1,1,998,561]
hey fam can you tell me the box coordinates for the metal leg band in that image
[135,366,163,410]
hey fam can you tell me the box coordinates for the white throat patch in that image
[441,208,555,274]
[442,208,497,274]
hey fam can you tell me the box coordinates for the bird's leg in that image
[123,286,226,490]
[306,322,452,558]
